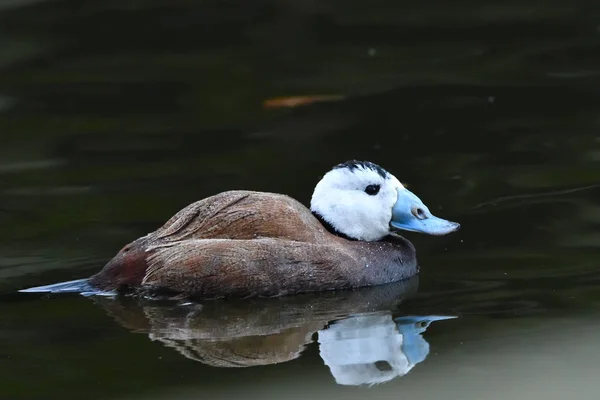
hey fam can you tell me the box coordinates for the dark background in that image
[3,1,600,398]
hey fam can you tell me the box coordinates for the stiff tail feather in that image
[19,278,115,297]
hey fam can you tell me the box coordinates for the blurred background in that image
[3,0,600,399]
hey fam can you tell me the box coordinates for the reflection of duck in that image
[91,277,454,385]
[93,278,420,369]
[319,314,454,386]
[21,160,458,299]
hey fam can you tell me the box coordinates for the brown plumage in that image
[88,190,417,299]
[22,160,461,298]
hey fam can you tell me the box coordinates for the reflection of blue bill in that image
[395,316,457,365]
[319,313,456,386]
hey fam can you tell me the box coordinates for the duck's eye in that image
[364,184,380,195]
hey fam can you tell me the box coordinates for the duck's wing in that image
[152,190,326,243]
[141,238,358,299]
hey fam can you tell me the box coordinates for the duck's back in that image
[90,190,330,291]
[151,190,328,243]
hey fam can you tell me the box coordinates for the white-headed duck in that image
[21,160,459,299]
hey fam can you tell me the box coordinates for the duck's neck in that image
[312,211,357,241]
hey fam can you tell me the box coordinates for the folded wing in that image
[141,238,358,298]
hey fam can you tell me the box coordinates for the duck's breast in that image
[339,235,418,287]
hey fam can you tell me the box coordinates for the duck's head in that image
[310,160,460,241]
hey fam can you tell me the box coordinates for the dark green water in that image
[4,1,600,399]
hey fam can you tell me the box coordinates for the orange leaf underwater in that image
[263,95,345,109]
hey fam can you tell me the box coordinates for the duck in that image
[21,160,460,299]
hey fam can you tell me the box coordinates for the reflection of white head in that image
[318,313,419,386]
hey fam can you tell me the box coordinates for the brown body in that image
[89,191,417,299]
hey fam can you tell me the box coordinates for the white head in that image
[310,160,460,241]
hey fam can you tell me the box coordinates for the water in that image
[3,0,600,398]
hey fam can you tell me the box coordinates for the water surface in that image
[3,1,600,399]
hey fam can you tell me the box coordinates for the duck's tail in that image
[19,278,115,297]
